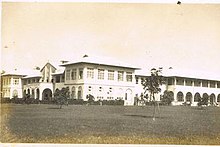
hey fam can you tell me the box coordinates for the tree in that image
[142,68,164,120]
[86,94,95,105]
[54,87,70,109]
[161,91,174,105]
[197,96,208,107]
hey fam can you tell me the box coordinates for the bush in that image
[102,100,124,105]
[1,98,11,103]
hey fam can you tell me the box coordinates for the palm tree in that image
[142,68,164,120]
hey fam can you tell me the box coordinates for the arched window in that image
[194,93,201,102]
[217,94,220,102]
[36,89,40,99]
[71,87,76,99]
[78,86,83,99]
[177,91,184,101]
[186,92,192,102]
[32,89,35,98]
[13,90,18,98]
[210,94,216,104]
[125,89,132,101]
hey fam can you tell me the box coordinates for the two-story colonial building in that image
[60,55,139,105]
[135,68,220,106]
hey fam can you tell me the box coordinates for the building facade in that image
[60,56,138,106]
[1,73,25,99]
[1,56,220,106]
[135,74,220,106]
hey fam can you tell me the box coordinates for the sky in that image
[1,1,220,74]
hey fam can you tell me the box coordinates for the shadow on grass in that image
[124,114,166,119]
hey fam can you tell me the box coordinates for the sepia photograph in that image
[1,0,220,146]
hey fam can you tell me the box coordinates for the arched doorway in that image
[217,94,220,103]
[194,93,201,102]
[77,86,83,99]
[23,89,26,97]
[36,89,40,99]
[202,93,209,105]
[186,92,192,103]
[42,88,52,101]
[125,89,132,101]
[31,89,35,99]
[13,90,18,98]
[71,86,76,99]
[177,91,184,102]
[210,94,216,105]
[27,89,30,95]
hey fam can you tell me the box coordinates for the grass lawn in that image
[1,104,220,144]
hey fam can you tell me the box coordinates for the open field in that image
[1,104,220,144]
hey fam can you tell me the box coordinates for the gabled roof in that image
[61,55,140,69]
[40,62,57,72]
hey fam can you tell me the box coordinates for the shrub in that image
[1,98,11,103]
[102,100,124,105]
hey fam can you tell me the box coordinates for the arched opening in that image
[125,89,132,101]
[77,86,83,99]
[167,91,174,101]
[36,89,40,99]
[31,89,35,99]
[71,86,76,99]
[202,93,209,105]
[13,90,18,98]
[177,91,184,101]
[217,94,220,102]
[27,89,30,95]
[194,93,201,102]
[23,89,26,97]
[186,92,192,103]
[210,94,216,105]
[42,88,52,101]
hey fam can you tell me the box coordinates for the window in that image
[13,78,19,85]
[126,72,132,82]
[23,80,26,85]
[108,70,114,80]
[202,80,208,87]
[118,71,123,81]
[98,69,104,80]
[61,75,65,82]
[168,78,173,85]
[218,82,220,88]
[176,78,184,85]
[79,68,83,79]
[87,68,94,79]
[71,69,77,80]
[66,69,71,80]
[135,77,139,84]
[56,76,60,83]
[210,81,216,88]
